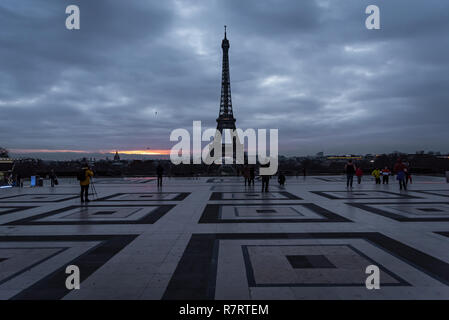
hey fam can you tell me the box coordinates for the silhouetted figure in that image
[260,163,270,192]
[157,164,164,187]
[381,166,390,184]
[394,158,406,174]
[278,172,286,187]
[15,173,22,188]
[356,167,363,184]
[345,160,356,189]
[242,165,250,186]
[397,170,407,191]
[78,165,93,203]
[303,167,306,177]
[49,170,57,187]
[261,175,270,192]
[249,166,255,186]
[405,168,412,185]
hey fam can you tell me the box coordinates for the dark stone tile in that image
[199,203,351,223]
[0,206,36,216]
[348,202,449,222]
[3,234,139,300]
[311,190,421,200]
[163,232,449,299]
[95,192,190,201]
[93,211,116,215]
[209,191,302,201]
[286,255,336,269]
[3,204,176,225]
[0,194,79,203]
[418,208,443,212]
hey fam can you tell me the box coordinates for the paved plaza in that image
[1,175,449,300]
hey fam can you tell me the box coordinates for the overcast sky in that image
[1,0,449,159]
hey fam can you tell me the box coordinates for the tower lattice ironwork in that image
[208,26,243,168]
[216,25,236,132]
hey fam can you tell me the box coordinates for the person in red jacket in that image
[405,168,412,185]
[394,158,406,174]
[356,167,363,184]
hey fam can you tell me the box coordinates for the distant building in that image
[327,155,363,161]
[114,151,120,162]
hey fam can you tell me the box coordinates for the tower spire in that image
[209,27,243,165]
[217,25,235,131]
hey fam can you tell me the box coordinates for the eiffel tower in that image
[217,25,236,133]
[212,26,243,165]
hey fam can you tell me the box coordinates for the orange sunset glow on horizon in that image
[9,149,172,156]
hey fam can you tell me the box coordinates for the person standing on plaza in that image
[78,164,94,203]
[394,158,406,174]
[15,173,23,188]
[356,167,363,184]
[405,168,413,185]
[49,169,57,187]
[278,172,286,187]
[371,168,381,184]
[344,160,356,189]
[242,165,250,186]
[260,163,270,192]
[156,163,164,187]
[397,169,407,191]
[249,166,255,186]
[381,166,391,184]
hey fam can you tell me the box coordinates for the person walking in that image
[394,158,406,174]
[49,169,57,187]
[78,165,94,203]
[260,164,270,192]
[356,167,363,184]
[16,173,23,188]
[261,175,270,192]
[371,168,381,184]
[243,165,250,186]
[156,163,164,187]
[249,166,255,186]
[397,169,407,191]
[278,172,286,187]
[381,166,391,184]
[405,168,412,185]
[344,160,356,189]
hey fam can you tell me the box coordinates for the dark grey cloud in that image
[1,0,449,158]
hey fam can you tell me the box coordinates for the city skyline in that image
[2,0,449,159]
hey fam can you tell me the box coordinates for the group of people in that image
[2,171,59,188]
[76,163,165,202]
[345,159,412,190]
[241,165,256,187]
[371,167,391,184]
[4,173,22,187]
[240,165,287,192]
